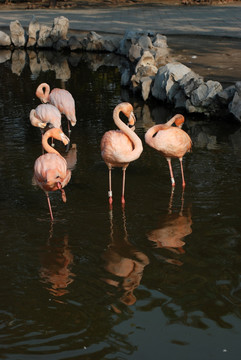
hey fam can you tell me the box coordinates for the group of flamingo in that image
[101,102,192,206]
[30,84,192,221]
[31,83,77,221]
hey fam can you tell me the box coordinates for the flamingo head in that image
[128,111,136,131]
[174,114,185,128]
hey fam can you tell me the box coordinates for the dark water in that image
[0,45,241,360]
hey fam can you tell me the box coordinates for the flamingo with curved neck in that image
[33,128,71,221]
[145,114,192,187]
[36,83,76,133]
[101,102,143,205]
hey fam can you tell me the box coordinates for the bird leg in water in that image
[121,168,126,205]
[46,192,54,221]
[108,167,113,206]
[167,158,175,187]
[179,158,186,188]
[57,182,67,202]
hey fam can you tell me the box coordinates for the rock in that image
[68,35,82,51]
[217,85,236,105]
[190,80,222,108]
[179,71,204,97]
[37,25,53,48]
[152,34,168,48]
[121,68,132,87]
[137,35,153,51]
[27,16,40,48]
[135,51,156,72]
[0,31,11,47]
[154,47,170,68]
[53,39,68,51]
[151,62,191,101]
[10,20,26,47]
[102,36,120,52]
[84,31,104,52]
[51,16,69,41]
[128,43,142,62]
[229,91,241,122]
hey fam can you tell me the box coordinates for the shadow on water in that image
[1,42,241,359]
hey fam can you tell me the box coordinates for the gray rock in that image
[152,34,168,48]
[229,91,241,122]
[137,35,153,50]
[217,85,236,105]
[37,25,53,48]
[151,62,191,101]
[68,36,82,51]
[128,43,142,62]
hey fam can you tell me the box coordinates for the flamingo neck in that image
[42,131,60,155]
[113,105,143,158]
[39,83,50,102]
[145,114,184,145]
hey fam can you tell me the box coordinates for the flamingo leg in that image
[179,157,186,188]
[46,192,54,221]
[108,167,113,205]
[168,187,175,214]
[167,158,175,187]
[121,168,126,205]
[68,120,71,134]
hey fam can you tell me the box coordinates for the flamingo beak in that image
[128,111,136,127]
[60,132,70,146]
[38,122,47,129]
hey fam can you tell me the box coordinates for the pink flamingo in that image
[33,128,71,221]
[29,103,62,130]
[101,102,143,205]
[145,114,192,187]
[36,83,76,133]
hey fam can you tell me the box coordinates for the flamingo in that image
[30,103,62,149]
[33,128,71,221]
[145,114,192,187]
[36,83,76,133]
[101,102,143,205]
[29,103,62,130]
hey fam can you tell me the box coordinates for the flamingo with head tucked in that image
[145,114,192,187]
[36,83,76,133]
[101,102,143,205]
[30,103,62,130]
[33,128,71,221]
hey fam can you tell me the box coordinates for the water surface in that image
[0,43,241,360]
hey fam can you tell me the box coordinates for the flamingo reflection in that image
[39,229,75,299]
[147,189,192,266]
[102,209,149,311]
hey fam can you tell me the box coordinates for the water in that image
[0,43,241,360]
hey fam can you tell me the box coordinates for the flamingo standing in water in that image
[33,128,71,221]
[36,83,76,133]
[145,114,192,187]
[101,102,143,205]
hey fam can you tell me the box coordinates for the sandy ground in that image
[0,0,240,86]
[0,0,240,10]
